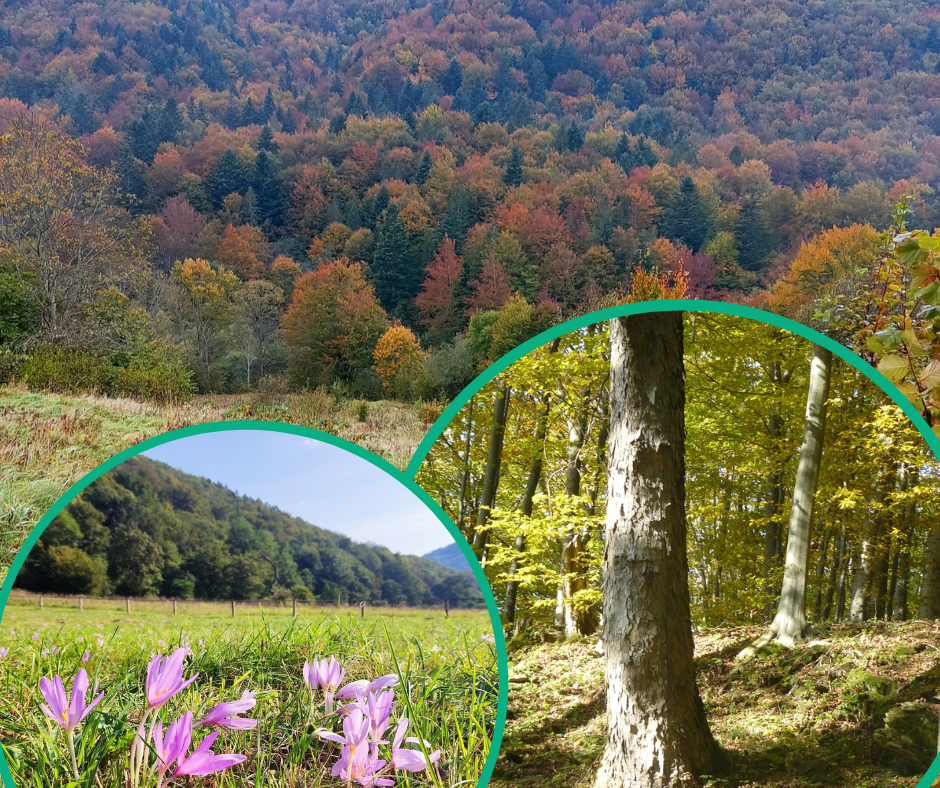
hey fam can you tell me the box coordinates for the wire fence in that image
[5,591,456,618]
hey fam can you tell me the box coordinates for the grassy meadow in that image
[0,386,435,582]
[0,602,496,787]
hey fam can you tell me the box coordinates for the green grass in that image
[0,604,496,787]
[0,386,433,583]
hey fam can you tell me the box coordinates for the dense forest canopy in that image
[16,455,484,606]
[2,0,940,400]
[415,313,940,631]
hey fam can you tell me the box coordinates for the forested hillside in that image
[15,455,484,606]
[3,0,940,401]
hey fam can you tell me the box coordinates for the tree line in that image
[16,455,484,608]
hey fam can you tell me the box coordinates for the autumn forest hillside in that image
[4,0,940,404]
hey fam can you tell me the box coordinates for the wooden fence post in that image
[359,601,365,618]
[126,597,130,613]
[231,599,236,617]
[173,599,177,616]
[444,599,449,618]
[39,595,43,610]
[337,593,341,609]
[79,596,83,612]
[293,598,297,616]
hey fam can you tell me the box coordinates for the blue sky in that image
[142,430,453,554]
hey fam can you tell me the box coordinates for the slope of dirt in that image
[495,621,940,788]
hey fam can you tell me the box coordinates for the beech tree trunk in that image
[456,397,475,538]
[595,313,723,788]
[849,539,873,622]
[918,523,940,619]
[472,385,510,560]
[750,344,832,649]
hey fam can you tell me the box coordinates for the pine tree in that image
[415,151,433,186]
[257,125,278,152]
[372,204,421,312]
[207,149,247,209]
[262,88,277,120]
[253,150,283,227]
[661,176,711,252]
[503,146,524,187]
[632,136,658,168]
[736,195,772,271]
[442,60,463,95]
[567,123,585,151]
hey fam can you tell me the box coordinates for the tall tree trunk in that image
[503,386,553,626]
[472,385,510,560]
[918,523,940,619]
[596,313,723,788]
[744,344,832,652]
[822,528,846,621]
[836,552,850,621]
[894,551,910,621]
[849,539,873,622]
[456,396,475,539]
[562,384,598,637]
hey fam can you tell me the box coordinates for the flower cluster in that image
[306,656,441,787]
[32,647,445,787]
[38,647,253,785]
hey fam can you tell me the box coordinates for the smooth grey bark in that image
[744,344,832,652]
[595,313,723,788]
[456,396,475,539]
[762,358,792,616]
[472,385,510,560]
[849,539,873,622]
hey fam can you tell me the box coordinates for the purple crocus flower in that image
[0,647,8,659]
[153,711,246,782]
[333,741,393,787]
[335,674,400,700]
[390,718,441,773]
[38,668,104,731]
[305,656,346,714]
[145,648,198,710]
[197,690,258,729]
[340,688,395,755]
[81,651,90,663]
[318,705,371,752]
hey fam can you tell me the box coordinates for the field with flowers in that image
[0,604,497,787]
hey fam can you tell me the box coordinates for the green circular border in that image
[0,421,509,788]
[405,299,940,788]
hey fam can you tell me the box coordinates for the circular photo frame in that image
[0,421,508,788]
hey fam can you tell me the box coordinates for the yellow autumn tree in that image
[373,322,427,400]
[766,224,881,317]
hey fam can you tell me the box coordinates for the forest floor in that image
[0,386,434,581]
[495,621,940,788]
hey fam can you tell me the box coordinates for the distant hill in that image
[16,456,483,607]
[423,543,473,573]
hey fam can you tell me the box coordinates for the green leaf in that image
[897,381,921,404]
[877,354,909,383]
[913,281,940,305]
[898,236,930,265]
[872,326,903,352]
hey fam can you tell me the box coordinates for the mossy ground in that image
[495,621,940,788]
[0,386,433,582]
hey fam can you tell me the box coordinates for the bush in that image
[349,368,384,400]
[14,345,195,403]
[0,347,26,385]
